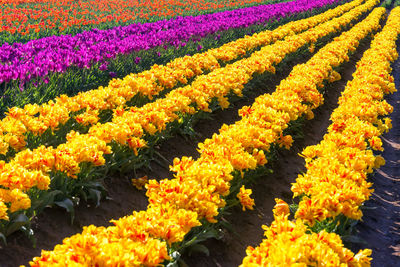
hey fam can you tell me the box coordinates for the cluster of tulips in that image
[28,5,385,266]
[0,0,377,225]
[241,198,373,266]
[0,0,342,88]
[0,0,363,155]
[0,0,348,119]
[293,6,400,226]
[241,6,400,266]
[0,0,271,38]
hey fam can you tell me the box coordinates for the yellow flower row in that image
[0,0,378,223]
[29,6,384,266]
[146,3,383,223]
[241,6,400,266]
[0,0,364,153]
[293,6,400,226]
[241,200,372,266]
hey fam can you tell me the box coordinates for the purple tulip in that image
[99,63,108,71]
[19,82,24,92]
[0,0,343,85]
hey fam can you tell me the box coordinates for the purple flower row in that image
[0,0,343,84]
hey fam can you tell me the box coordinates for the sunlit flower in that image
[131,175,149,190]
[237,185,255,211]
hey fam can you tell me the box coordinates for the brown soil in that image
[0,35,398,267]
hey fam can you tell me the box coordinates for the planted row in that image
[29,6,384,266]
[0,0,343,86]
[241,6,400,266]
[0,0,377,240]
[0,0,278,43]
[0,0,348,116]
[0,0,364,155]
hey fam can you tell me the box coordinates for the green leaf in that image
[0,232,7,245]
[88,189,102,207]
[349,219,359,228]
[188,244,210,257]
[289,203,298,214]
[196,228,220,243]
[170,251,181,260]
[5,213,30,236]
[166,251,181,267]
[360,205,377,210]
[219,220,239,238]
[166,262,179,267]
[79,188,88,202]
[341,235,368,245]
[21,226,36,248]
[55,198,75,224]
[219,220,233,232]
[93,181,105,189]
[31,190,62,212]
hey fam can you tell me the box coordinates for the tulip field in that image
[0,0,400,266]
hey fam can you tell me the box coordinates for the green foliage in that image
[380,0,393,8]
